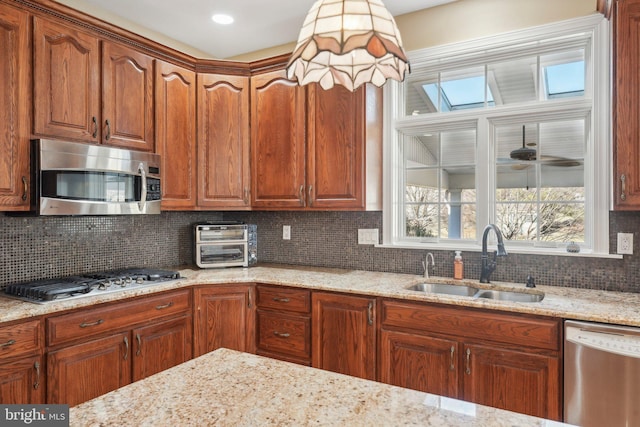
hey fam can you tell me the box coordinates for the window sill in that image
[374,242,623,259]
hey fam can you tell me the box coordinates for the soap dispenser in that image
[454,251,464,280]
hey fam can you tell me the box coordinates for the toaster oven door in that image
[196,243,248,268]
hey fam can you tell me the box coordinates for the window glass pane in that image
[440,67,493,111]
[494,118,585,244]
[404,72,439,116]
[487,56,538,105]
[402,128,476,240]
[542,49,585,99]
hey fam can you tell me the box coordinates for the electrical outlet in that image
[617,232,633,255]
[358,228,379,245]
[282,225,291,240]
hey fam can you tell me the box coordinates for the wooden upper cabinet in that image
[613,0,640,208]
[33,17,101,143]
[197,73,251,209]
[0,4,30,210]
[306,84,365,209]
[251,70,307,209]
[102,42,155,151]
[156,61,197,209]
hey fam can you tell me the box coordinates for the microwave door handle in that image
[138,163,147,212]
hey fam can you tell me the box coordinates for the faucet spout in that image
[423,252,435,278]
[480,224,508,283]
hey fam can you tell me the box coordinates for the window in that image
[383,15,610,255]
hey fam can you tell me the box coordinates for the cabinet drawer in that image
[47,289,191,347]
[256,285,310,313]
[381,300,560,351]
[0,319,42,359]
[257,311,310,360]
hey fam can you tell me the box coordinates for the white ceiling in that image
[80,0,457,59]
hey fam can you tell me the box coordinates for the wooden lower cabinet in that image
[312,292,376,380]
[132,315,192,382]
[378,299,562,421]
[46,289,192,405]
[193,284,255,357]
[47,332,131,406]
[0,356,44,404]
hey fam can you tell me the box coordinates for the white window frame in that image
[381,15,613,257]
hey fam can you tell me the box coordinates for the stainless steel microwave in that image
[27,139,161,215]
[195,222,257,268]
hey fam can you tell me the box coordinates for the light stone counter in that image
[2,264,640,327]
[70,348,572,427]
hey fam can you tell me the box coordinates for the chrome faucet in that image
[423,252,435,278]
[479,224,508,283]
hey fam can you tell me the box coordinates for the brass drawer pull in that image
[0,339,16,348]
[465,348,471,375]
[155,302,174,310]
[272,297,290,303]
[92,116,98,138]
[621,174,627,201]
[308,185,313,206]
[105,119,111,140]
[450,346,455,371]
[273,331,290,338]
[299,185,305,206]
[123,336,129,360]
[80,319,104,328]
[367,301,374,326]
[136,333,142,356]
[21,176,27,201]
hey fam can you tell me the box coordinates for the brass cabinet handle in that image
[308,185,313,206]
[136,333,141,356]
[367,301,374,326]
[248,290,252,308]
[299,185,305,206]
[621,174,627,201]
[123,336,129,360]
[92,116,98,138]
[244,187,250,205]
[34,361,40,390]
[273,331,290,338]
[105,119,111,140]
[465,348,471,375]
[272,297,290,303]
[80,319,104,328]
[21,176,27,201]
[450,346,455,371]
[155,302,173,310]
[0,339,16,348]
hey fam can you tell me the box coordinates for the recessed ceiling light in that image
[212,14,234,25]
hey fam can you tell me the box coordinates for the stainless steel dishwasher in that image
[564,320,640,426]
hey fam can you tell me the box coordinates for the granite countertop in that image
[70,348,572,427]
[2,264,640,327]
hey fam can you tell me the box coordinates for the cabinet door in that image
[193,285,255,357]
[132,315,192,382]
[306,84,364,209]
[156,61,197,209]
[613,0,640,208]
[462,343,561,421]
[251,70,306,208]
[0,356,44,404]
[312,292,376,380]
[47,332,131,406]
[33,17,101,142]
[197,73,250,209]
[379,329,459,398]
[0,5,29,209]
[102,42,154,151]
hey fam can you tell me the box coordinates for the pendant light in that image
[286,0,410,91]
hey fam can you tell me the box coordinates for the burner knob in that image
[136,277,144,285]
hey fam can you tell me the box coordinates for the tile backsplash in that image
[1,210,639,293]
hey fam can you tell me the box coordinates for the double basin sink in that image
[407,282,544,303]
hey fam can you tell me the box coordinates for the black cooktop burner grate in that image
[4,268,181,303]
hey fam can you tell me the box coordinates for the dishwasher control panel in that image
[566,325,640,358]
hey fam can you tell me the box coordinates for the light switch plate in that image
[358,229,379,245]
[617,232,633,255]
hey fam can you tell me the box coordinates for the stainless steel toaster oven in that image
[195,222,257,268]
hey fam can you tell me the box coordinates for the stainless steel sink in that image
[406,282,544,303]
[406,283,479,297]
[474,289,544,303]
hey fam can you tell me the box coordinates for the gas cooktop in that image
[4,268,181,304]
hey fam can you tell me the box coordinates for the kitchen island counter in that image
[70,348,571,427]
